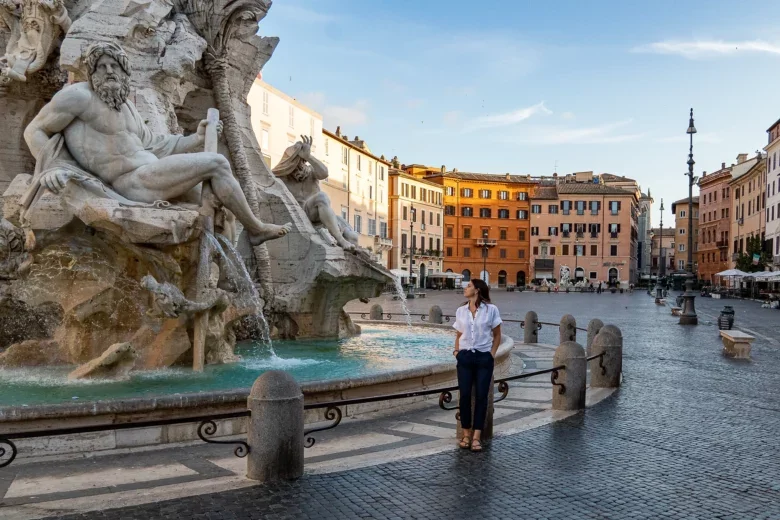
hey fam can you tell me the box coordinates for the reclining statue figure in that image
[273,136,358,251]
[22,41,291,245]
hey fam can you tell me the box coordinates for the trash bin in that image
[718,306,735,330]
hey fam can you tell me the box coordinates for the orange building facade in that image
[405,166,533,287]
[529,179,640,286]
[697,164,732,283]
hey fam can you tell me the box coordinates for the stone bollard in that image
[590,329,622,388]
[369,304,384,321]
[455,375,494,441]
[586,319,604,356]
[428,305,443,324]
[552,341,586,411]
[246,371,304,482]
[524,311,539,343]
[559,314,576,344]
[601,324,622,342]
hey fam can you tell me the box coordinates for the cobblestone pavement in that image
[33,292,780,518]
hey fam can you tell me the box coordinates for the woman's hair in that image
[463,279,491,308]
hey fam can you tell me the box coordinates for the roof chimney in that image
[702,171,707,177]
[335,126,341,137]
[736,153,748,164]
[505,173,510,180]
[721,162,726,169]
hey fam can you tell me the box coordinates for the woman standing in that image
[452,279,502,452]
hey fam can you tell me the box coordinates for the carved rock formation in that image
[68,341,137,380]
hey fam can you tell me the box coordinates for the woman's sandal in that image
[470,439,483,452]
[459,436,471,449]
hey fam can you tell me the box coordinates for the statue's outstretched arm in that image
[307,154,328,181]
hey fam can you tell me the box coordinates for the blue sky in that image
[259,0,780,220]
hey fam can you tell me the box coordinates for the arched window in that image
[462,269,471,282]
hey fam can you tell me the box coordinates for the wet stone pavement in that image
[52,292,780,518]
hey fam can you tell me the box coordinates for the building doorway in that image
[575,267,585,281]
[419,263,426,289]
[608,267,618,285]
[516,271,526,287]
[498,270,507,287]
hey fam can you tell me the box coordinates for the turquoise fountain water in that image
[0,325,455,407]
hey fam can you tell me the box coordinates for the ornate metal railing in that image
[587,352,607,376]
[0,411,250,469]
[304,365,568,447]
[348,312,452,323]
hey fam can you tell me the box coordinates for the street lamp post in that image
[680,109,698,325]
[655,199,665,302]
[481,229,489,285]
[408,204,415,296]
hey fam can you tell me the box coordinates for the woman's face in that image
[463,281,476,298]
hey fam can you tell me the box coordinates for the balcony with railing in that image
[774,255,780,266]
[374,235,393,251]
[476,238,497,247]
[715,240,727,249]
[610,232,619,239]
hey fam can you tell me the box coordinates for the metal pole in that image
[681,108,698,324]
[482,229,488,284]
[409,204,414,291]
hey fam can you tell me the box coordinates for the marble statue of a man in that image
[273,136,358,251]
[23,41,291,245]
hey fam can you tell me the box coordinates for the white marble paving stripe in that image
[4,464,198,499]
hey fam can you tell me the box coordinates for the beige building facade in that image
[387,170,444,286]
[729,155,765,268]
[670,197,699,273]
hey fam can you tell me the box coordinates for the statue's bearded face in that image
[90,54,130,111]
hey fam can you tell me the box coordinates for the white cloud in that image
[561,112,575,120]
[299,92,369,127]
[442,111,462,126]
[273,4,339,24]
[404,98,425,110]
[468,102,552,131]
[632,40,780,59]
[513,120,644,145]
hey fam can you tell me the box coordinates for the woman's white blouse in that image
[453,303,502,352]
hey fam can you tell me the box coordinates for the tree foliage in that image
[734,235,771,272]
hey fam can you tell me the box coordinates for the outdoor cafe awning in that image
[715,269,749,277]
[427,271,463,279]
[389,269,416,279]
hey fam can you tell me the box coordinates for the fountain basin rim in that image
[0,326,513,427]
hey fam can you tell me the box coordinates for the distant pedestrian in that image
[452,279,502,452]
[597,282,602,294]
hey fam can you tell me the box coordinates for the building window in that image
[498,209,510,219]
[610,245,618,256]
[446,186,455,196]
[550,246,556,255]
[401,234,407,252]
[446,227,453,238]
[517,210,528,219]
[445,205,456,216]
[341,207,348,220]
[354,214,362,234]
[562,244,569,256]
[462,188,473,198]
[518,249,525,259]
[500,249,507,259]
[446,247,453,257]
[464,247,471,257]
[678,259,685,270]
[500,229,507,240]
[261,128,269,150]
[575,245,585,256]
[531,227,539,236]
[609,201,620,215]
[288,106,294,128]
[357,155,362,171]
[368,219,376,235]
[462,207,473,217]
[369,185,373,200]
[590,245,597,256]
[379,165,385,180]
[262,90,269,115]
[324,139,329,156]
[576,201,586,215]
[679,244,685,252]
[437,214,441,226]
[380,221,388,238]
[561,201,571,215]
[679,229,685,235]
[548,205,558,214]
[516,192,528,201]
[531,204,542,214]
[680,210,686,218]
[518,230,526,241]
[498,190,509,200]
[479,208,492,218]
[479,189,492,199]
[342,147,348,165]
[411,186,417,199]
[589,271,597,279]
[548,227,558,236]
[403,206,408,220]
[533,246,539,255]
[463,227,471,239]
